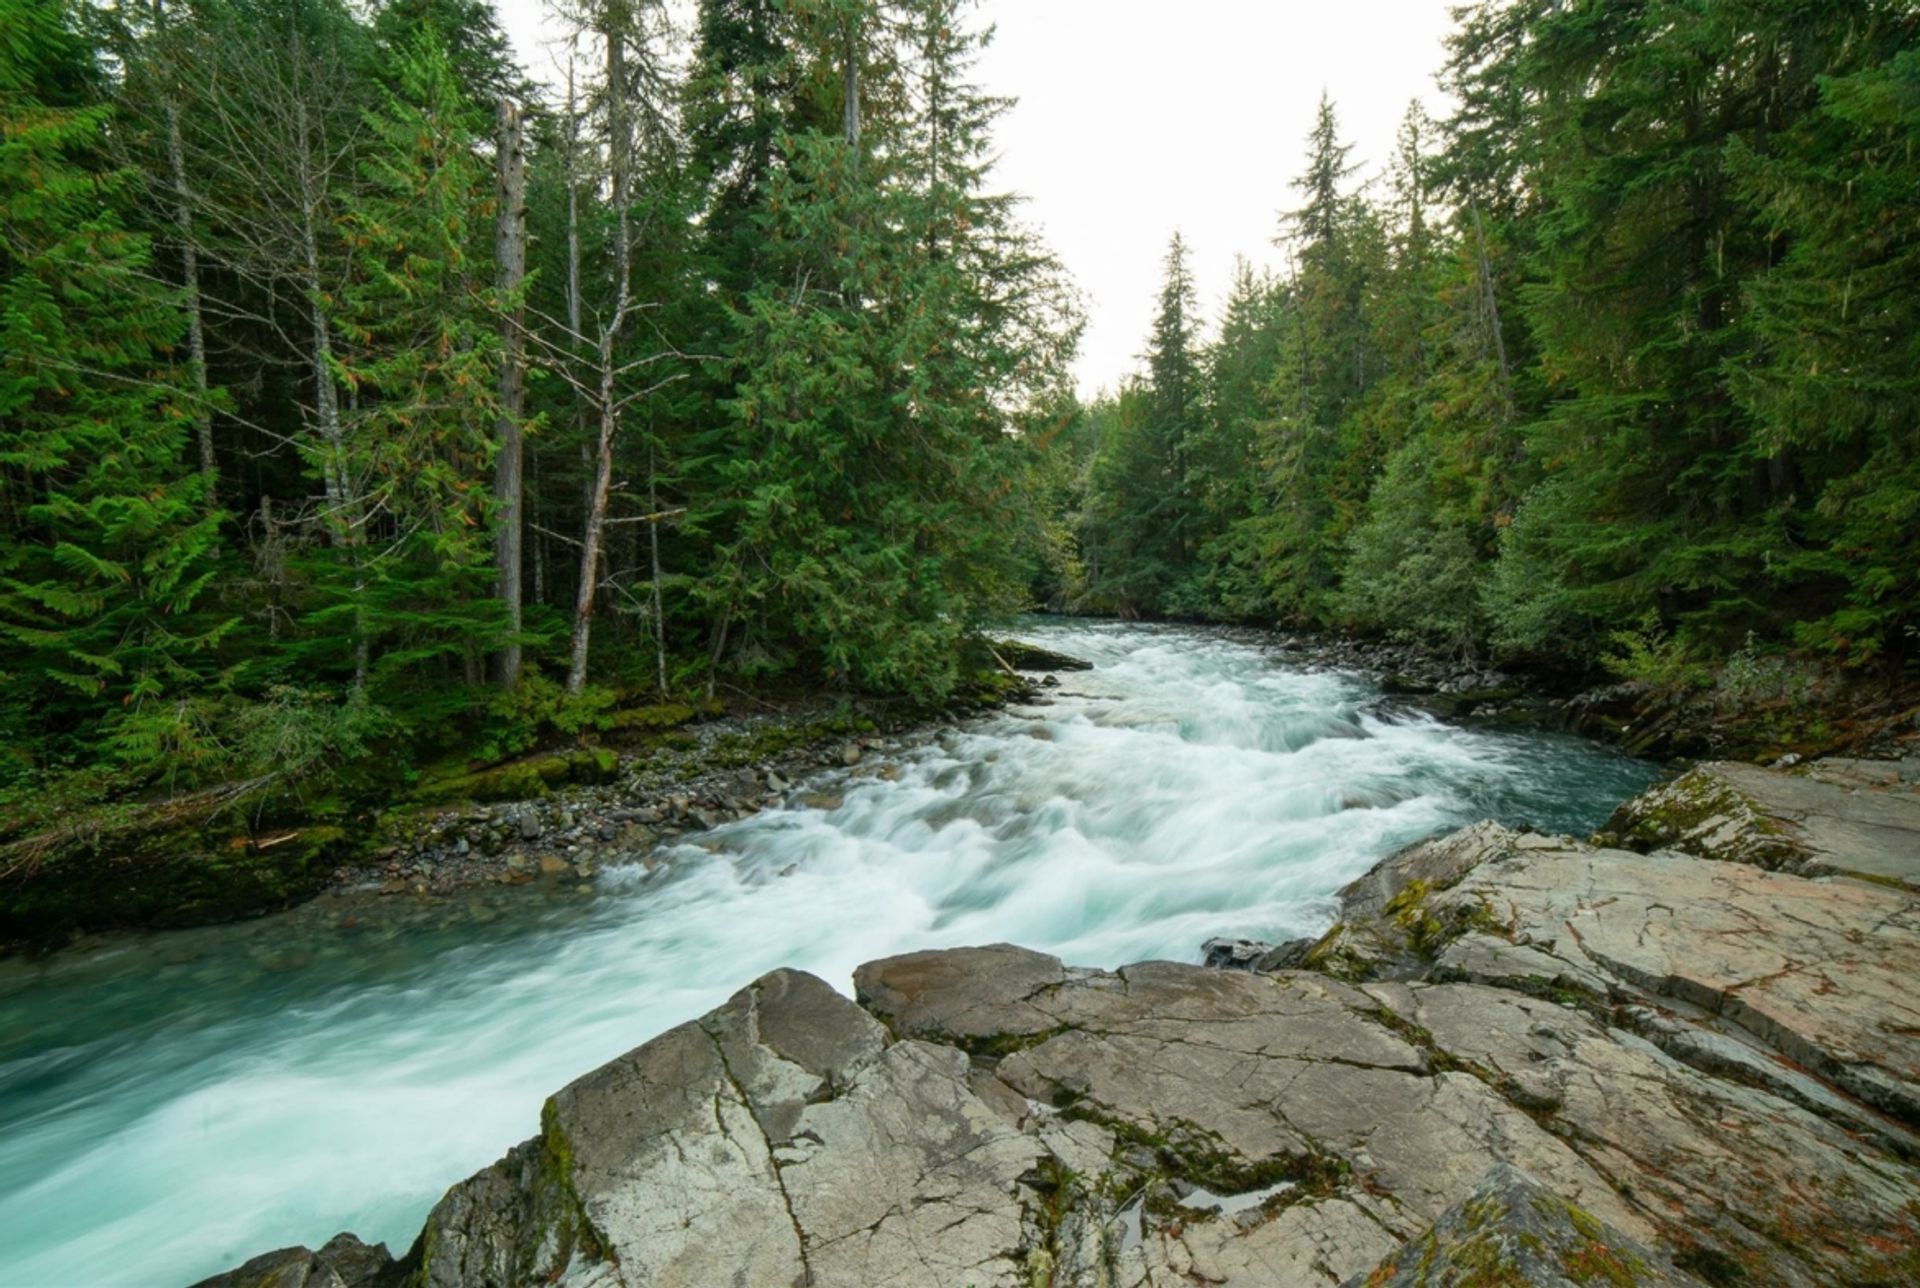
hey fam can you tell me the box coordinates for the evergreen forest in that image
[3,0,1917,834]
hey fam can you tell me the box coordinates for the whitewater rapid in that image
[0,620,1652,1285]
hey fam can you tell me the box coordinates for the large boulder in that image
[189,1234,393,1288]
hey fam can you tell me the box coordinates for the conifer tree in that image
[320,30,509,696]
[0,0,223,759]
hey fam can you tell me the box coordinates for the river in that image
[0,620,1654,1286]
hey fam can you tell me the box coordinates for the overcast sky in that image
[492,0,1460,397]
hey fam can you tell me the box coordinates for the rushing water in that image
[0,621,1654,1286]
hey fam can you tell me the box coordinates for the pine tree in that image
[699,0,1074,694]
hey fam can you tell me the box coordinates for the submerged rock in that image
[992,638,1094,672]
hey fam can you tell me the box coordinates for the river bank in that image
[12,613,1908,958]
[0,662,1041,956]
[199,752,1920,1288]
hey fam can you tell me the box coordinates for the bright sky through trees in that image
[491,0,1459,395]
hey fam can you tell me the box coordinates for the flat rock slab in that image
[1607,758,1920,886]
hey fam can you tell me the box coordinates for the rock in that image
[1605,758,1920,887]
[1314,821,1920,1129]
[1200,937,1313,972]
[1200,936,1271,970]
[516,812,540,842]
[537,855,570,876]
[1342,1163,1703,1287]
[190,1234,392,1288]
[1253,938,1313,971]
[839,742,863,766]
[397,968,1056,1287]
[797,792,844,812]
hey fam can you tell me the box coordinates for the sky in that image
[492,0,1461,397]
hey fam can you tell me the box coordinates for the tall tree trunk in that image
[493,95,528,687]
[290,35,363,691]
[565,58,593,591]
[154,0,215,505]
[843,14,861,152]
[648,443,666,695]
[567,14,634,695]
[1469,198,1514,420]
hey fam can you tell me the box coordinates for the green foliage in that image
[312,29,508,695]
[0,0,225,756]
[1600,616,1714,693]
[475,673,621,763]
[1339,436,1485,656]
[697,0,1076,698]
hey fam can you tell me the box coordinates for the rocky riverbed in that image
[201,754,1920,1288]
[331,672,1071,903]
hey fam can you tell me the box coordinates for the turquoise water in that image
[0,621,1655,1286]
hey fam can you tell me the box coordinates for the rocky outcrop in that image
[1603,757,1920,887]
[202,772,1920,1288]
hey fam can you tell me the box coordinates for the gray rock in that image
[1199,936,1271,970]
[1606,758,1920,886]
[189,1234,391,1288]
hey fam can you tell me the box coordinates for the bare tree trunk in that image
[648,443,666,695]
[1469,198,1514,420]
[150,1,215,504]
[564,58,594,592]
[289,37,364,691]
[294,98,348,523]
[843,14,861,152]
[567,15,634,695]
[493,96,528,687]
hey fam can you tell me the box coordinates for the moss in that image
[411,748,620,805]
[956,1025,1071,1061]
[1382,879,1509,961]
[528,1098,609,1278]
[604,699,725,736]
